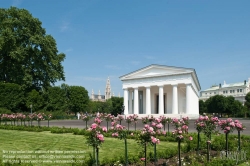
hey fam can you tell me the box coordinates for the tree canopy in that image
[0,82,24,112]
[203,95,245,117]
[108,97,124,116]
[206,95,227,114]
[245,92,250,110]
[199,100,206,115]
[43,86,68,112]
[68,86,89,114]
[0,7,65,90]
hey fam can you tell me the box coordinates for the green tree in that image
[245,92,250,117]
[102,99,113,113]
[0,82,24,112]
[88,100,113,114]
[108,97,124,116]
[87,101,96,113]
[68,86,89,115]
[88,101,100,114]
[243,105,249,118]
[26,89,45,112]
[43,86,68,111]
[199,100,206,115]
[224,96,235,116]
[232,100,244,117]
[0,7,65,90]
[206,95,227,116]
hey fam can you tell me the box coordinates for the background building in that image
[90,77,120,102]
[199,78,250,104]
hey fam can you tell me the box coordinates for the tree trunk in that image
[178,140,181,166]
[125,138,128,166]
[238,130,241,151]
[96,147,99,166]
[197,132,200,155]
[144,143,147,166]
[226,133,228,158]
[154,143,157,166]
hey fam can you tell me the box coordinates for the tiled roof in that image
[202,81,248,92]
[202,86,219,91]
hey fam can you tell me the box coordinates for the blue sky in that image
[2,0,250,96]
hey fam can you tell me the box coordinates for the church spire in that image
[91,89,94,100]
[105,77,111,100]
[98,90,101,100]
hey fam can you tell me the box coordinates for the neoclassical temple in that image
[120,64,201,119]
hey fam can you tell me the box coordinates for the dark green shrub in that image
[205,158,243,166]
[158,146,178,159]
[211,134,241,151]
[0,107,12,114]
[0,82,24,112]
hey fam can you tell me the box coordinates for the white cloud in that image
[130,61,140,65]
[65,48,73,52]
[105,65,120,70]
[82,77,105,81]
[12,0,22,7]
[60,21,70,32]
[155,61,167,64]
[145,56,155,60]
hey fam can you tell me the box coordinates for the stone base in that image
[123,114,200,120]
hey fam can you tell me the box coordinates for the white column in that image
[129,90,133,114]
[172,84,178,114]
[134,87,139,114]
[123,88,128,115]
[186,84,192,114]
[146,86,151,115]
[158,85,164,114]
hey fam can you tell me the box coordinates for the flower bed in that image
[0,113,249,165]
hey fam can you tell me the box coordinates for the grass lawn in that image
[0,129,177,165]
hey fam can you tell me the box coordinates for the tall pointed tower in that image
[91,89,94,100]
[105,77,111,100]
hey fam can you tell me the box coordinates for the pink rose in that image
[156,123,163,129]
[230,122,235,127]
[234,120,239,123]
[227,118,233,123]
[156,118,161,123]
[97,134,104,141]
[111,121,116,126]
[149,127,154,132]
[102,127,107,132]
[91,123,98,129]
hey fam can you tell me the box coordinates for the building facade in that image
[200,78,250,104]
[90,77,120,102]
[120,64,201,119]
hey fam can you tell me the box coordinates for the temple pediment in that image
[120,64,194,80]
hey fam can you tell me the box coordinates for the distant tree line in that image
[88,97,124,116]
[0,82,124,118]
[199,93,250,118]
[0,82,88,114]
